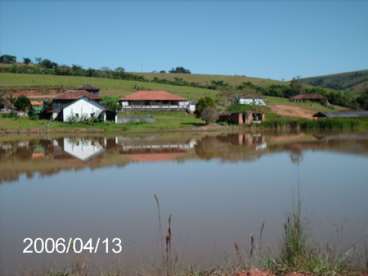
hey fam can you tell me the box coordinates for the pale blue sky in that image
[0,0,367,80]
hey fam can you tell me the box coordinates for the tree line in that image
[1,54,367,110]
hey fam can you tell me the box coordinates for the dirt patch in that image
[270,104,315,119]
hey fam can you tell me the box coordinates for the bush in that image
[196,97,215,117]
[357,90,368,110]
[0,54,16,64]
[23,58,32,65]
[169,66,191,74]
[200,107,219,124]
[14,96,31,111]
[101,96,120,111]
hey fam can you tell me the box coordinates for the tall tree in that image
[23,58,32,65]
[0,54,16,64]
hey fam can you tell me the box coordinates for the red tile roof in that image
[54,90,100,100]
[122,90,186,101]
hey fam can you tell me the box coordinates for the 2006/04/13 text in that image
[23,237,125,254]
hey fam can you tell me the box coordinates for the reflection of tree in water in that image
[289,146,303,165]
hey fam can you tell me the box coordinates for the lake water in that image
[0,132,368,275]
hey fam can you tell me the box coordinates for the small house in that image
[237,96,266,106]
[120,90,194,112]
[51,90,101,120]
[290,94,327,104]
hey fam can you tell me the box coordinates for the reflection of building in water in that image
[62,138,105,161]
[117,138,196,162]
[224,133,267,151]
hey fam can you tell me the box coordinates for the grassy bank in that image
[0,112,205,133]
[2,114,368,134]
[261,113,368,131]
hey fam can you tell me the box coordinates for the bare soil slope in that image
[270,104,315,119]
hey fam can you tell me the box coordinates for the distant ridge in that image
[300,69,368,92]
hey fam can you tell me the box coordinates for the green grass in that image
[300,69,368,92]
[265,208,347,275]
[0,73,218,100]
[136,72,283,87]
[0,112,204,133]
[261,114,368,131]
[265,96,346,112]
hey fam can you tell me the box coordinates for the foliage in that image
[115,67,125,73]
[101,96,120,111]
[195,97,216,117]
[0,63,145,82]
[289,77,304,96]
[23,58,32,65]
[265,207,347,275]
[40,58,58,69]
[356,90,368,110]
[299,69,368,92]
[169,66,191,74]
[0,111,203,132]
[200,107,219,124]
[0,92,4,109]
[14,96,31,111]
[0,54,16,64]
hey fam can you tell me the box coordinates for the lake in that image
[0,131,368,275]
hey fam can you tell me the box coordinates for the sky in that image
[0,0,367,80]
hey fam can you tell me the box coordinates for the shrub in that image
[0,54,16,64]
[357,90,368,110]
[23,58,32,65]
[196,97,215,117]
[200,107,219,124]
[169,66,191,74]
[101,96,120,111]
[14,96,31,111]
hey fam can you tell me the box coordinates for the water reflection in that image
[0,132,368,274]
[63,138,104,161]
[1,132,368,184]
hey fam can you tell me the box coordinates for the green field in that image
[0,73,218,100]
[0,112,204,133]
[300,69,368,92]
[136,72,282,87]
[265,96,347,112]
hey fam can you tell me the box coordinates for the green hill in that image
[0,73,217,100]
[136,72,282,88]
[300,69,368,92]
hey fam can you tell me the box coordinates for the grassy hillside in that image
[0,72,344,118]
[136,72,282,87]
[300,69,368,92]
[0,73,217,100]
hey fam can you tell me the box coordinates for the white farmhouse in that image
[238,97,266,106]
[62,97,106,122]
[120,90,195,113]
